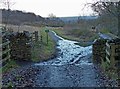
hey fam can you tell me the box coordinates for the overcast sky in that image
[0,0,96,17]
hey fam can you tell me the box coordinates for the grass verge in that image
[0,60,19,74]
[101,60,118,80]
[31,27,56,62]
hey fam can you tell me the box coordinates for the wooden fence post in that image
[45,30,49,45]
[35,31,38,42]
[40,35,43,43]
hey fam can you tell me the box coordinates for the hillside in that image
[0,9,64,27]
[59,16,98,23]
[0,9,99,27]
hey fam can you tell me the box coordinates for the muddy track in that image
[2,31,118,87]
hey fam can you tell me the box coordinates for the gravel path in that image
[2,31,118,88]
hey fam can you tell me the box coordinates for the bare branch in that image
[90,1,118,17]
[0,0,15,10]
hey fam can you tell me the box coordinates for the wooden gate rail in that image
[0,40,10,67]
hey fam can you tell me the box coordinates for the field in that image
[51,27,99,47]
[51,27,80,41]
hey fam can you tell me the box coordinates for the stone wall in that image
[6,31,32,60]
[92,39,107,63]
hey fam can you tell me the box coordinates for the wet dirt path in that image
[34,31,105,87]
[2,31,118,88]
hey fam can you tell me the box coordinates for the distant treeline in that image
[1,9,64,27]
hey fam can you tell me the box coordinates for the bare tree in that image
[48,13,56,18]
[0,0,15,29]
[90,0,120,37]
[0,0,15,10]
